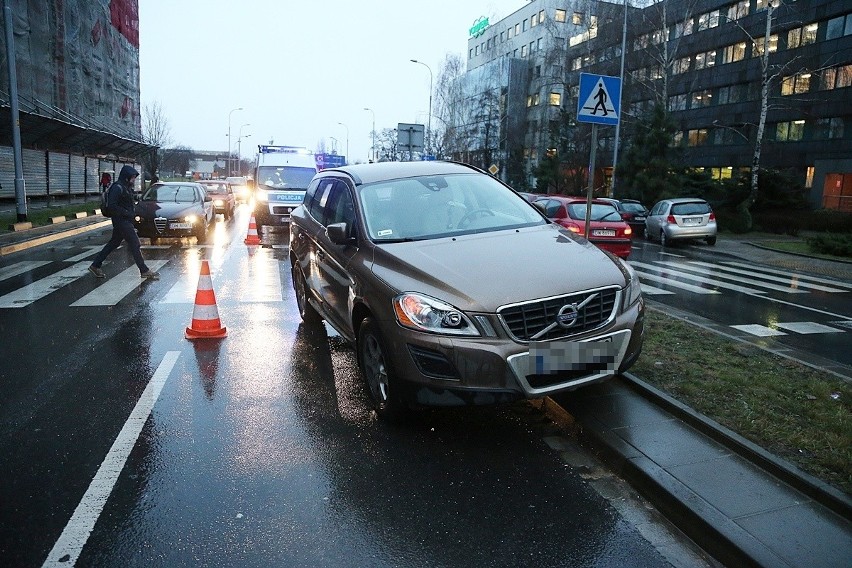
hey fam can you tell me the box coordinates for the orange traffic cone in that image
[244,214,261,245]
[185,260,227,339]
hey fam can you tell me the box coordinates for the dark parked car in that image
[533,196,633,259]
[645,197,717,246]
[134,182,215,242]
[198,180,236,219]
[289,161,644,420]
[598,197,649,236]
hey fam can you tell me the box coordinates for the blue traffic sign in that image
[576,73,621,126]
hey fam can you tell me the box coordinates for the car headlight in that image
[184,214,198,224]
[256,190,269,202]
[214,199,224,207]
[617,258,642,311]
[393,293,480,336]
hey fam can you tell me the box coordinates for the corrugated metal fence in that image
[0,145,138,198]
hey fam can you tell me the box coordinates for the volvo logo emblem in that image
[556,304,579,328]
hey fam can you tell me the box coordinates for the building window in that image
[554,9,566,23]
[515,23,520,35]
[697,10,720,31]
[688,129,709,146]
[571,57,582,70]
[814,117,845,139]
[694,50,716,69]
[752,34,778,57]
[572,12,583,25]
[534,65,541,77]
[673,131,684,146]
[728,0,749,20]
[531,14,538,28]
[806,166,815,189]
[674,57,690,74]
[475,45,480,56]
[691,90,713,108]
[838,64,852,88]
[538,10,545,24]
[537,38,542,50]
[826,16,845,39]
[521,44,527,57]
[669,93,687,110]
[549,92,562,106]
[776,121,805,141]
[508,26,513,39]
[522,19,527,32]
[788,23,818,48]
[781,73,812,95]
[723,42,747,63]
[674,19,693,39]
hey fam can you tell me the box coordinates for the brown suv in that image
[289,161,644,419]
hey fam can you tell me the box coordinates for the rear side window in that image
[671,202,711,215]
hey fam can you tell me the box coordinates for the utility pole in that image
[4,0,27,221]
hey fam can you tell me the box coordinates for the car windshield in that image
[201,183,228,194]
[358,173,545,241]
[566,203,622,222]
[620,202,646,213]
[257,166,316,190]
[141,185,198,203]
[671,202,711,215]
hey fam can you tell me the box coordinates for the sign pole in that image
[584,124,598,240]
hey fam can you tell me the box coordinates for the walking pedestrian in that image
[89,165,159,280]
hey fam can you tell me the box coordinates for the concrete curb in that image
[0,219,111,256]
[745,241,852,265]
[620,372,852,521]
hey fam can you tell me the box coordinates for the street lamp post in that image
[337,122,349,164]
[227,107,243,176]
[237,134,251,175]
[236,123,250,174]
[410,59,432,157]
[363,107,376,162]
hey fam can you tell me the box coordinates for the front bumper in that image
[380,299,644,408]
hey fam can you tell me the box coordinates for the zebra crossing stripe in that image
[721,261,852,290]
[0,262,91,308]
[682,261,847,293]
[630,268,721,294]
[651,261,809,294]
[71,260,169,306]
[0,261,51,282]
[630,261,769,295]
[637,283,675,295]
[63,247,103,263]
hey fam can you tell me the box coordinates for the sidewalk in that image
[0,214,110,256]
[555,237,851,568]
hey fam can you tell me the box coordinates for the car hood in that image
[369,224,627,313]
[136,201,201,218]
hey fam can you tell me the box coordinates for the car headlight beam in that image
[393,293,479,336]
[184,214,198,224]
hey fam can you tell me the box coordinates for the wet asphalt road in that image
[0,209,712,567]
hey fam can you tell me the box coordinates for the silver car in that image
[289,161,645,420]
[644,197,717,246]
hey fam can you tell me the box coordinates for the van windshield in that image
[257,166,317,190]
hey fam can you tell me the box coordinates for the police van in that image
[253,145,318,231]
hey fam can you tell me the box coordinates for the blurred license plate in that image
[170,222,192,229]
[634,216,645,221]
[592,229,616,237]
[683,217,701,226]
[528,338,615,374]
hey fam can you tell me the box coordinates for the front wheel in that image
[358,317,406,421]
[292,264,321,325]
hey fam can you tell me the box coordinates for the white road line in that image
[64,247,103,263]
[637,283,675,295]
[774,321,845,334]
[682,261,848,293]
[0,262,91,308]
[70,260,169,306]
[731,324,787,337]
[651,261,808,294]
[631,269,722,294]
[721,261,852,289]
[0,261,51,282]
[41,351,181,568]
[631,261,766,295]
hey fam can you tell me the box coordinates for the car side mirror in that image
[204,195,212,202]
[326,222,354,245]
[532,201,546,214]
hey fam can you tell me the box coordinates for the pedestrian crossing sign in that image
[577,73,621,126]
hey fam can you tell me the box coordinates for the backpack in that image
[99,187,112,217]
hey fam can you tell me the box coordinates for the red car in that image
[533,196,633,259]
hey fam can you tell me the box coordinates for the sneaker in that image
[89,265,105,279]
[141,270,160,280]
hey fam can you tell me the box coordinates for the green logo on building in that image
[469,16,489,38]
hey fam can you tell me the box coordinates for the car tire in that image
[358,317,406,421]
[706,235,717,246]
[196,220,209,243]
[293,264,321,325]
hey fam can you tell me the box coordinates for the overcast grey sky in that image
[139,0,524,163]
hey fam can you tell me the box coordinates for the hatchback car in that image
[289,161,644,420]
[134,182,215,242]
[645,197,717,246]
[198,180,236,219]
[533,196,633,259]
[598,198,649,236]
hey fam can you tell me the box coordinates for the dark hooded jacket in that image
[106,165,139,220]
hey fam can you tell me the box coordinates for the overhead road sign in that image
[577,73,621,126]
